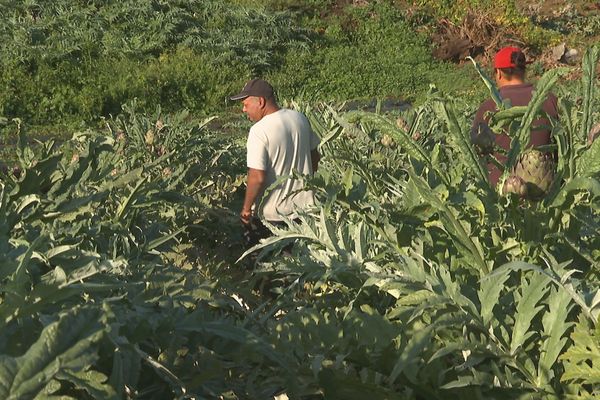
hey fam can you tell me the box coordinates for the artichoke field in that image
[248,46,600,399]
[1,47,600,399]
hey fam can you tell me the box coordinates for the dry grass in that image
[431,10,521,64]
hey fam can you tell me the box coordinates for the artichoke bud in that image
[381,134,395,147]
[502,175,528,198]
[512,150,555,200]
[396,117,408,131]
[145,129,155,146]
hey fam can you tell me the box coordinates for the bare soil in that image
[515,0,599,17]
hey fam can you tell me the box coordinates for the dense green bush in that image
[0,0,308,127]
[0,49,249,126]
[0,0,481,129]
[270,2,478,104]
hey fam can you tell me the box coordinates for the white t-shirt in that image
[247,109,320,222]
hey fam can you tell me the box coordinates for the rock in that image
[562,48,579,65]
[551,43,566,62]
[551,43,579,65]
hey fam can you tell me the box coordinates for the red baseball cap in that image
[494,46,525,69]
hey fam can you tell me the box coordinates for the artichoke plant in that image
[511,149,555,200]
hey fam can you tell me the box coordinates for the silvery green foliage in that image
[2,47,600,400]
[0,113,285,399]
[0,0,310,73]
[247,50,600,398]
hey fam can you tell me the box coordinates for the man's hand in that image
[311,149,320,173]
[241,168,266,226]
[240,208,253,225]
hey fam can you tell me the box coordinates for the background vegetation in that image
[0,0,499,131]
[1,0,600,399]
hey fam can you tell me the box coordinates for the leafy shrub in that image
[0,48,250,126]
[0,0,308,126]
[270,2,477,105]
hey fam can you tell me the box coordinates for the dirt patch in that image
[515,0,599,18]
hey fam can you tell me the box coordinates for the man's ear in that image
[258,97,266,108]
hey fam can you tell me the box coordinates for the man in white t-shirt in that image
[230,78,320,241]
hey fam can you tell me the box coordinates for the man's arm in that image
[240,167,266,225]
[311,149,320,173]
[471,100,496,143]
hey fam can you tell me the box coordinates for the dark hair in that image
[499,51,526,77]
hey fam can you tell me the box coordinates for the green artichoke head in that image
[513,150,555,200]
[380,134,395,148]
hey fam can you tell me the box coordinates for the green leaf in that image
[510,273,550,355]
[433,98,489,185]
[488,106,528,130]
[514,68,565,148]
[15,195,40,215]
[468,56,503,108]
[408,170,489,275]
[145,226,187,252]
[342,167,354,196]
[55,370,117,399]
[561,317,600,385]
[1,233,49,321]
[577,135,600,177]
[578,45,600,144]
[10,154,63,199]
[537,287,574,387]
[114,175,148,222]
[389,324,434,384]
[0,307,104,400]
[350,110,452,184]
[548,177,600,208]
[485,261,595,323]
[319,369,407,400]
[109,346,141,400]
[502,68,566,184]
[478,268,510,326]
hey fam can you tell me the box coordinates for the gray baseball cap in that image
[230,78,274,101]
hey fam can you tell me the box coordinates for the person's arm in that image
[311,149,320,173]
[471,100,497,141]
[240,167,266,225]
[472,106,487,142]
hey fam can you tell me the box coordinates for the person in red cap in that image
[230,78,321,248]
[471,46,559,188]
